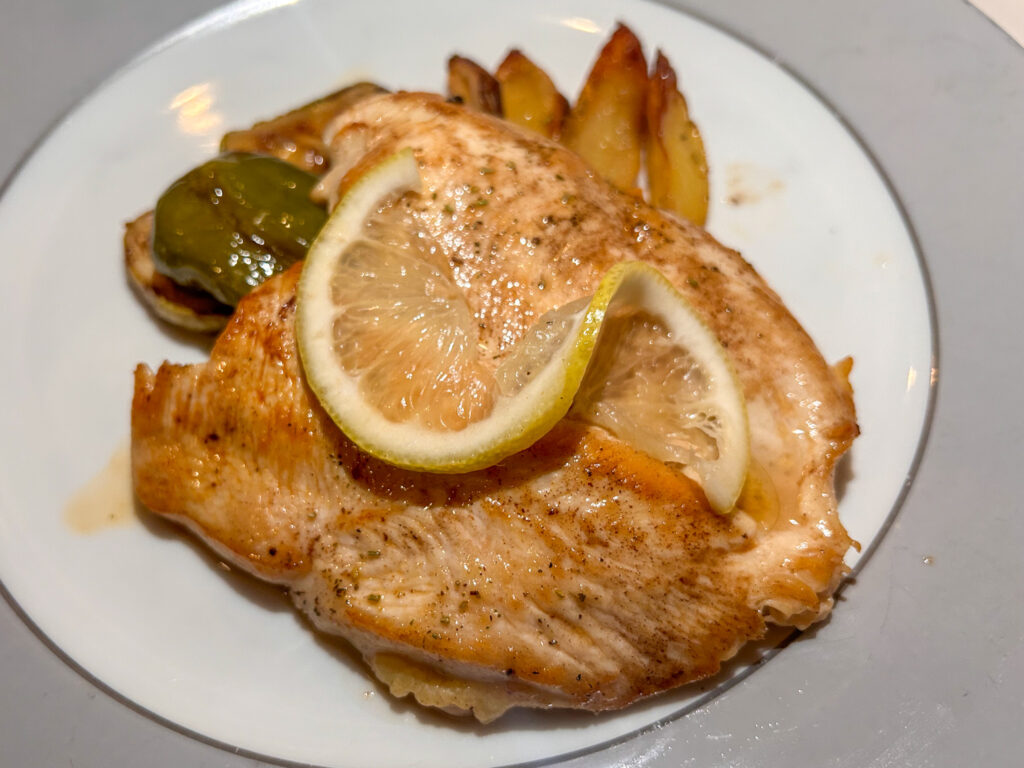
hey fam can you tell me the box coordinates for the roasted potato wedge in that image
[220,82,386,174]
[561,24,647,191]
[495,50,569,139]
[447,55,503,115]
[645,51,709,226]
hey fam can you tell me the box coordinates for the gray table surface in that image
[2,0,1022,766]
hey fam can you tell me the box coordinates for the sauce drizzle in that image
[64,440,138,533]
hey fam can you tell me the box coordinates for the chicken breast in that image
[132,92,857,721]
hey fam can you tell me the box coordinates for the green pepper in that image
[152,152,327,306]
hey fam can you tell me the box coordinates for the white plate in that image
[0,0,933,766]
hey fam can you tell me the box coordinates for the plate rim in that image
[0,0,940,765]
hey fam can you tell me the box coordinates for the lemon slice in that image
[297,149,748,511]
[570,271,749,512]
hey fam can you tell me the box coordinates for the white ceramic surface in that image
[0,1,933,766]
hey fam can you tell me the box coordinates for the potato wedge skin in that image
[561,24,647,191]
[645,51,710,226]
[447,55,503,115]
[495,50,569,139]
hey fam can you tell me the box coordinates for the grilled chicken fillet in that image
[132,92,857,721]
